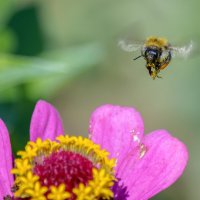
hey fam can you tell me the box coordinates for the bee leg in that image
[151,71,157,80]
[151,69,162,79]
[146,66,157,80]
[156,74,162,79]
[153,65,162,79]
[146,65,153,77]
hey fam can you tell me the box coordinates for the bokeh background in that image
[0,0,199,199]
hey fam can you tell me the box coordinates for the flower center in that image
[11,135,116,200]
[34,151,94,192]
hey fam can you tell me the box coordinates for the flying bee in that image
[119,36,193,79]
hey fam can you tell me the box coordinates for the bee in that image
[119,36,193,79]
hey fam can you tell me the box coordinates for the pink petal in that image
[89,104,144,167]
[0,119,14,197]
[30,100,64,141]
[116,130,188,200]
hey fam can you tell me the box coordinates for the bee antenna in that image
[133,55,142,60]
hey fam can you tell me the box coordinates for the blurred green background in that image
[0,0,199,199]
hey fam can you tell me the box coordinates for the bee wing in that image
[118,39,143,52]
[170,41,193,58]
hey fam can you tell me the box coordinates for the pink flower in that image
[0,100,64,199]
[0,120,14,199]
[0,101,188,200]
[89,105,189,200]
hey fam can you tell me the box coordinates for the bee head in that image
[144,47,160,62]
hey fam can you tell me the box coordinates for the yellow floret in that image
[12,135,116,200]
[48,184,71,200]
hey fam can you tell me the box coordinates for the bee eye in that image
[145,49,159,60]
[149,50,157,56]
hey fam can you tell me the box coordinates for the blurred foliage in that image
[0,1,105,153]
[0,0,200,199]
[0,43,104,101]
